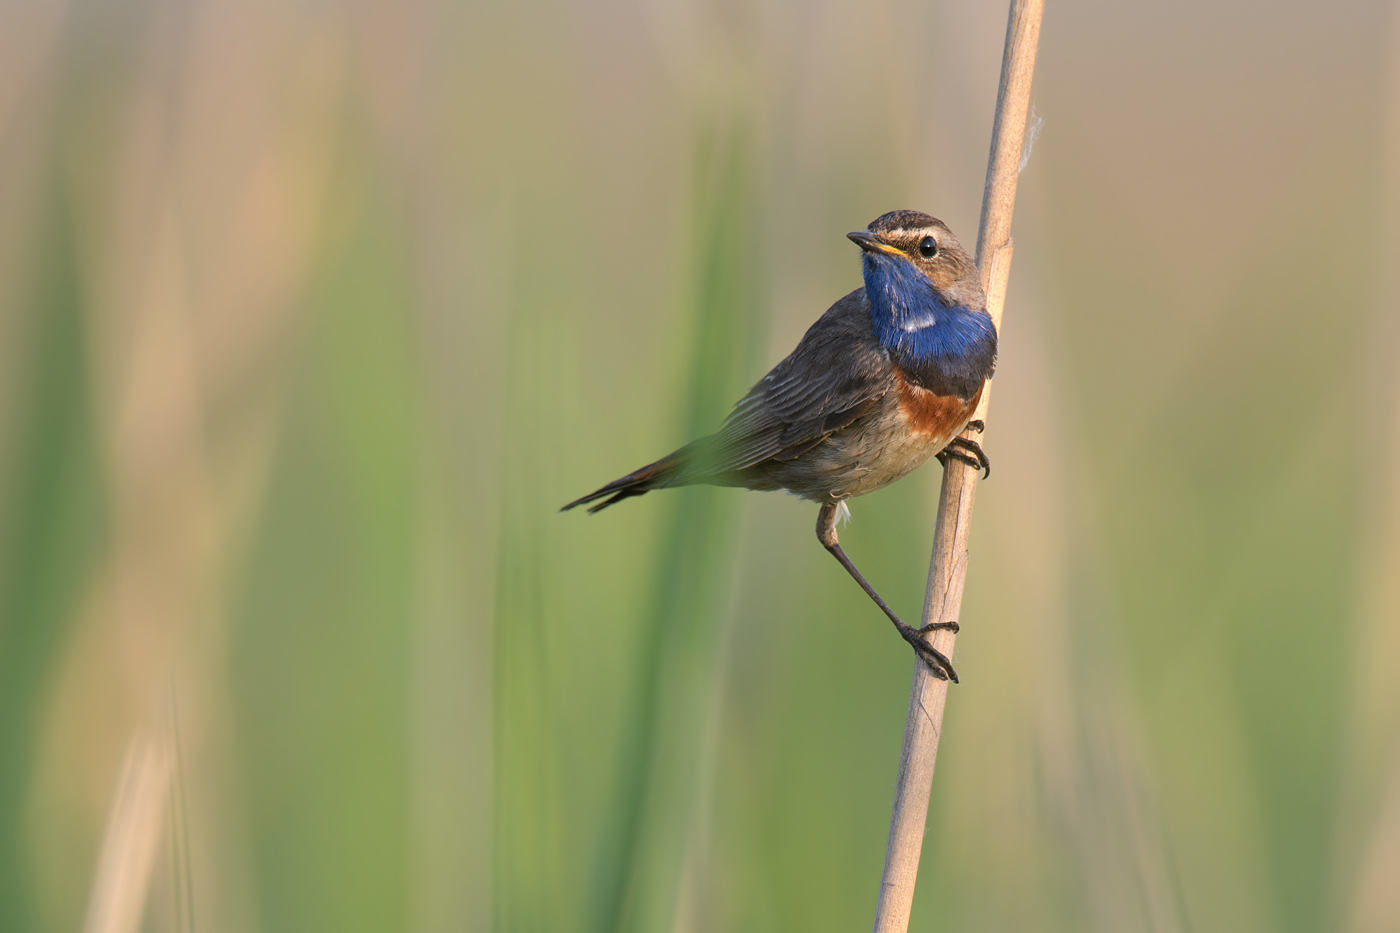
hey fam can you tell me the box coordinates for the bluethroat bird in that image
[562,210,995,682]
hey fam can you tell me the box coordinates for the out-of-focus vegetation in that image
[1,1,1398,931]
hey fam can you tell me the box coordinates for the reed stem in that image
[870,2,1044,930]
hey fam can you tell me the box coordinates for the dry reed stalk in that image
[870,2,1043,930]
[81,716,175,933]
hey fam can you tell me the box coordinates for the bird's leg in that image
[944,436,990,478]
[815,502,959,682]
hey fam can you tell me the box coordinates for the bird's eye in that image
[918,236,938,258]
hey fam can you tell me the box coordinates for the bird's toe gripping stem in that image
[936,430,990,479]
[897,623,960,682]
[919,620,959,635]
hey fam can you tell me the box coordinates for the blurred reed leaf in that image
[230,170,419,932]
[0,190,104,933]
[588,116,767,933]
[492,112,769,933]
[491,263,574,933]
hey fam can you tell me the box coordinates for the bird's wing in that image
[700,289,892,475]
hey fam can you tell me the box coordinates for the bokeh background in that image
[2,0,1399,931]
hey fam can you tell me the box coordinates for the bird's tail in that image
[560,441,702,514]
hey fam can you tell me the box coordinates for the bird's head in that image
[847,210,983,313]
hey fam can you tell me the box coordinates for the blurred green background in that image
[2,0,1399,931]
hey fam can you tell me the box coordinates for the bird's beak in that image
[847,231,901,256]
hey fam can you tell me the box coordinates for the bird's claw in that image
[937,446,988,478]
[919,620,958,635]
[943,436,990,479]
[899,623,959,683]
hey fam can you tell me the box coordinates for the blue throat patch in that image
[862,253,997,400]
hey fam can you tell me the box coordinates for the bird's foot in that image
[919,620,959,635]
[937,448,981,472]
[941,436,990,479]
[964,419,985,434]
[897,620,959,683]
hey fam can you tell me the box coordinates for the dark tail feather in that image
[560,444,697,514]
